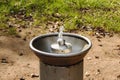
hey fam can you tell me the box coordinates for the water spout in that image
[57,26,64,46]
[51,26,72,54]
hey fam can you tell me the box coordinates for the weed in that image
[8,27,17,35]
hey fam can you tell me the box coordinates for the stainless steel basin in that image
[30,33,92,66]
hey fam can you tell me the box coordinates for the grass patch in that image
[0,0,120,35]
[7,27,17,35]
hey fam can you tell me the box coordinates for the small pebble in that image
[49,28,54,32]
[85,72,90,77]
[31,73,39,78]
[95,56,99,59]
[117,45,120,47]
[95,69,101,75]
[99,44,103,47]
[95,32,102,38]
[23,37,27,41]
[52,13,61,18]
[1,58,8,63]
[8,25,13,28]
[117,75,120,79]
[19,53,24,56]
[87,57,92,60]
[17,26,21,28]
[97,69,101,73]
[18,29,22,32]
[97,39,101,42]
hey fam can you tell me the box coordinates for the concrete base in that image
[40,60,83,80]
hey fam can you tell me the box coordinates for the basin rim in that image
[30,33,92,57]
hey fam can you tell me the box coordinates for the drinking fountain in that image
[30,26,92,80]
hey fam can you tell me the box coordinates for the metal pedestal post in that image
[40,60,83,80]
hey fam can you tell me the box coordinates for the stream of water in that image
[51,26,72,54]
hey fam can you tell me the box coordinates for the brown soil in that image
[0,29,120,80]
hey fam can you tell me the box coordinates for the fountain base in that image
[40,60,83,80]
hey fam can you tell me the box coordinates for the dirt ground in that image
[0,29,120,80]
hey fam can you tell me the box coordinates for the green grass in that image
[0,0,120,35]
